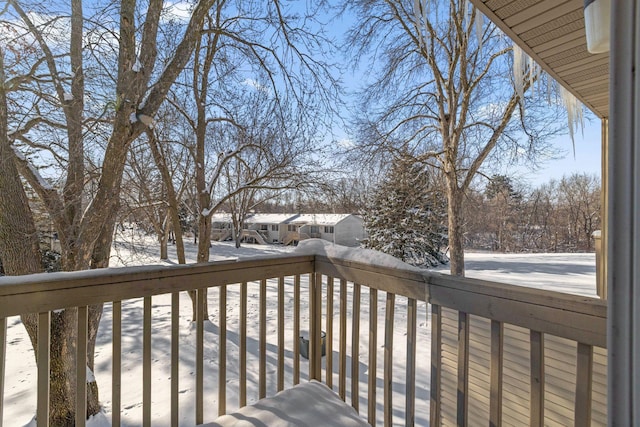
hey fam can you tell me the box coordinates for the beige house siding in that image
[439,307,607,426]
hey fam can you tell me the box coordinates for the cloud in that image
[337,138,354,149]
[241,78,271,93]
[162,0,194,22]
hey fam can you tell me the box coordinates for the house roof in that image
[471,0,609,119]
[210,213,233,222]
[286,214,356,226]
[244,214,298,224]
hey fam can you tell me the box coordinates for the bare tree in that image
[151,2,337,319]
[0,0,215,421]
[557,173,601,251]
[346,0,565,275]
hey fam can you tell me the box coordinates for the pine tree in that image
[364,153,448,267]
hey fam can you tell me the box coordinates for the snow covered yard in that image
[2,239,598,426]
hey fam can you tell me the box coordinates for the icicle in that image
[558,84,585,155]
[474,7,483,53]
[513,43,525,99]
[528,56,535,87]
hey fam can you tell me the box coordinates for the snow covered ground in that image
[2,236,598,426]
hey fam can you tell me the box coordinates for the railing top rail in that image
[0,254,314,317]
[0,246,607,347]
[314,254,606,348]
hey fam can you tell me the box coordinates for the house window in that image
[260,224,268,231]
[271,224,279,231]
[324,226,334,234]
[310,226,320,234]
[288,225,297,232]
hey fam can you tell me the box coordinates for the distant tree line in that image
[244,169,601,255]
[464,173,601,253]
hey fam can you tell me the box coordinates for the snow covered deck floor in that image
[201,380,369,427]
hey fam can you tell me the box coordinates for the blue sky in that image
[511,118,602,186]
[328,3,604,190]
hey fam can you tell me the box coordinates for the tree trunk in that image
[191,212,211,321]
[1,51,101,423]
[146,131,187,264]
[160,216,169,260]
[446,181,465,277]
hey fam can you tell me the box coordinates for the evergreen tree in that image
[364,153,448,267]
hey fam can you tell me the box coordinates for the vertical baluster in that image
[112,301,122,427]
[326,277,334,389]
[259,279,267,399]
[171,293,179,427]
[310,273,322,380]
[143,297,152,427]
[457,312,470,426]
[490,320,504,427]
[293,276,300,385]
[0,317,5,427]
[37,312,51,427]
[351,283,361,412]
[339,279,347,401]
[368,288,378,425]
[430,304,441,427]
[384,293,395,427]
[240,283,247,407]
[76,306,88,427]
[530,330,544,427]
[196,289,205,424]
[406,298,417,427]
[277,277,285,392]
[219,286,227,416]
[575,342,593,426]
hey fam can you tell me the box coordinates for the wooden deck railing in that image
[0,252,607,426]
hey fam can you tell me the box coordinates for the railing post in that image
[351,283,361,411]
[310,273,322,381]
[171,293,179,426]
[368,288,378,426]
[490,320,504,427]
[406,298,417,427]
[112,301,122,427]
[293,276,301,385]
[219,285,227,415]
[339,279,347,400]
[326,277,334,389]
[277,277,285,392]
[143,297,151,427]
[430,304,442,427]
[575,343,593,426]
[259,279,267,398]
[196,289,205,424]
[530,330,544,427]
[0,317,5,427]
[239,282,248,406]
[384,293,395,427]
[457,312,469,427]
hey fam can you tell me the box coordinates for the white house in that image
[243,214,296,244]
[285,214,366,247]
[210,213,234,241]
[208,212,367,247]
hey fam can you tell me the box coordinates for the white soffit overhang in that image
[470,0,609,119]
